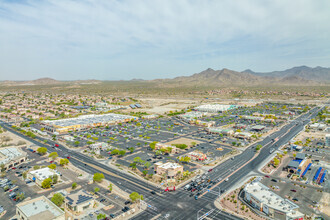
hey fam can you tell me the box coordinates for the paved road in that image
[0,107,321,220]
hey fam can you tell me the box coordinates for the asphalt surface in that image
[0,106,321,220]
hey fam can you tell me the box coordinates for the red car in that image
[50,161,54,163]
[265,175,270,178]
[191,188,197,192]
[54,144,59,147]
[208,169,213,172]
[12,167,16,170]
[67,156,71,159]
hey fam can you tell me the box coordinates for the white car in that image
[225,178,229,182]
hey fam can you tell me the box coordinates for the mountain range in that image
[0,66,329,87]
[152,66,330,86]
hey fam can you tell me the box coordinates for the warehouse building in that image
[195,104,238,113]
[41,113,137,133]
[178,112,206,121]
[16,196,65,220]
[243,181,304,220]
[0,147,27,171]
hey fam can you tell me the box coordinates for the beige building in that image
[27,167,61,186]
[0,147,27,171]
[155,143,179,154]
[187,151,207,161]
[244,181,304,220]
[41,113,137,133]
[154,162,183,179]
[192,120,215,127]
[65,190,95,213]
[16,196,65,220]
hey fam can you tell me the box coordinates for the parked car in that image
[122,206,130,212]
[290,189,297,192]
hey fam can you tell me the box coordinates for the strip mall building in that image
[243,181,304,220]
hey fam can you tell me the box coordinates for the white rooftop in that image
[195,104,237,112]
[0,147,26,165]
[244,181,303,218]
[17,196,64,219]
[29,167,59,182]
[156,162,182,169]
[43,113,136,127]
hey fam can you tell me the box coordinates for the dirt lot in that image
[0,131,32,147]
[131,98,199,114]
[319,192,330,216]
[294,130,326,142]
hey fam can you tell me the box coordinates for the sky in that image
[0,0,330,81]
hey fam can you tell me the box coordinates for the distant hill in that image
[244,66,330,82]
[0,78,101,86]
[25,77,61,85]
[151,66,327,86]
[166,68,264,86]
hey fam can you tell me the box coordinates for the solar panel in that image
[76,195,92,204]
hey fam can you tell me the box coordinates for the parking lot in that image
[261,177,324,217]
[61,117,237,172]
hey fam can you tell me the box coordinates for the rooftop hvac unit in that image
[46,205,49,209]
[35,206,37,210]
